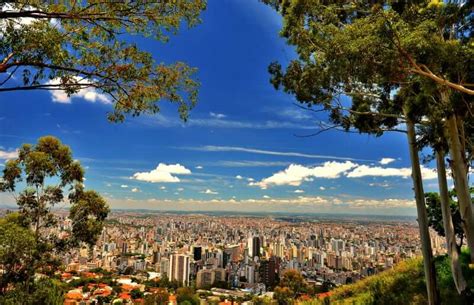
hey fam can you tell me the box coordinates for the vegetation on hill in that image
[303,251,474,305]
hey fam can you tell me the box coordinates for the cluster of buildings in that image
[60,212,446,291]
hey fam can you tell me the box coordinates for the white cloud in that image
[263,195,271,199]
[0,149,18,159]
[347,164,437,180]
[215,160,291,167]
[320,186,326,190]
[235,175,243,180]
[132,163,191,183]
[195,165,203,169]
[249,161,357,189]
[121,184,128,188]
[379,158,396,165]
[160,186,166,190]
[294,189,305,193]
[177,187,184,191]
[209,112,226,119]
[247,177,255,182]
[201,189,218,195]
[184,146,371,162]
[104,195,416,214]
[131,187,140,193]
[276,107,312,120]
[46,77,111,104]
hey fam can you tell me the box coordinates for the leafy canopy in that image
[264,0,473,137]
[0,136,109,293]
[0,1,206,122]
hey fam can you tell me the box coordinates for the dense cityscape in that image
[47,212,445,304]
[1,1,473,304]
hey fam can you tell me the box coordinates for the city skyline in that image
[0,0,445,216]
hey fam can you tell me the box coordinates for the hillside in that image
[304,252,474,305]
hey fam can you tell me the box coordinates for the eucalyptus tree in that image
[0,136,109,294]
[0,1,206,122]
[262,1,473,304]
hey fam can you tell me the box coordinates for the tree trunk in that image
[406,118,440,305]
[446,114,474,262]
[436,149,467,295]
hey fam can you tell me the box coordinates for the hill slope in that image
[304,252,474,305]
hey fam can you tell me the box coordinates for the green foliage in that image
[0,278,66,305]
[176,287,199,305]
[0,215,36,293]
[274,286,294,305]
[0,1,207,122]
[425,191,466,248]
[300,253,474,305]
[131,288,144,300]
[264,0,473,138]
[0,135,109,296]
[145,289,170,305]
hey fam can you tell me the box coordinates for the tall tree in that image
[0,1,206,122]
[260,1,474,303]
[0,135,109,294]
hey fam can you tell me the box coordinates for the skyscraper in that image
[169,254,191,286]
[252,236,261,258]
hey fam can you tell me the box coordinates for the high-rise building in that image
[169,254,191,286]
[259,256,280,289]
[252,236,261,258]
[193,246,202,261]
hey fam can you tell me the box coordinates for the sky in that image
[0,0,445,215]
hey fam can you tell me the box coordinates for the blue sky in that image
[0,0,442,215]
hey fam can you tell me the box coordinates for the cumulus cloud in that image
[0,149,18,159]
[294,189,305,193]
[131,187,140,193]
[235,175,243,180]
[132,163,191,183]
[346,164,437,180]
[121,185,128,188]
[201,189,218,195]
[249,161,357,189]
[195,165,203,169]
[379,158,396,165]
[319,186,326,190]
[46,77,111,104]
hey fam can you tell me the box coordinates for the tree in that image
[274,286,294,305]
[0,214,36,294]
[264,1,474,303]
[278,269,308,297]
[425,192,465,250]
[0,135,109,295]
[0,1,206,122]
[131,288,144,300]
[176,287,199,305]
[144,288,170,305]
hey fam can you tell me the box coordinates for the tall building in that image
[193,246,202,261]
[259,256,280,289]
[160,258,170,277]
[169,254,191,286]
[251,236,261,258]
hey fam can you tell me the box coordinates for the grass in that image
[302,250,474,305]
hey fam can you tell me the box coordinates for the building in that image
[249,236,261,258]
[169,254,191,286]
[196,268,226,288]
[259,256,280,289]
